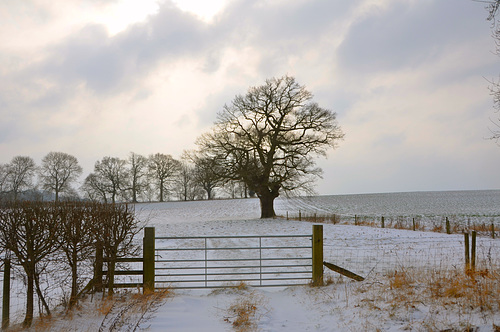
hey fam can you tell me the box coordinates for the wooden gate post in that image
[464,232,470,271]
[2,259,10,329]
[471,231,476,272]
[312,225,323,286]
[94,242,103,292]
[143,227,155,292]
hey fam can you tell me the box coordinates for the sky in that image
[1,0,500,196]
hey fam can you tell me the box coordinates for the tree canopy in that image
[197,75,344,218]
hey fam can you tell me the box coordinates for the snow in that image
[11,191,500,330]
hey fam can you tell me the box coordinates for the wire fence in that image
[323,234,500,279]
[287,212,500,235]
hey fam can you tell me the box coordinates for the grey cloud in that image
[31,3,215,95]
[338,1,491,74]
[14,0,355,102]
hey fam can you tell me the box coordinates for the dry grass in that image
[223,290,270,332]
[97,296,117,316]
[388,269,414,290]
[384,267,500,329]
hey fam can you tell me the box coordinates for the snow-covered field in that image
[10,191,500,331]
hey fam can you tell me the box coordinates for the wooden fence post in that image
[2,259,10,329]
[464,232,470,271]
[413,218,416,231]
[94,242,103,292]
[143,227,155,292]
[471,231,476,272]
[312,225,323,286]
[492,223,495,239]
[299,210,301,221]
[381,216,385,228]
[446,217,451,234]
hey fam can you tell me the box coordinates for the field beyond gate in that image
[154,233,314,289]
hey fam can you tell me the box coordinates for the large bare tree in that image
[197,76,344,218]
[82,157,128,203]
[5,156,37,200]
[126,152,148,203]
[148,153,180,202]
[174,162,201,201]
[186,151,224,200]
[0,164,9,195]
[39,152,82,202]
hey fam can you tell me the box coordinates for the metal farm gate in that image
[154,233,314,289]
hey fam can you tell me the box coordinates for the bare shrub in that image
[0,201,61,327]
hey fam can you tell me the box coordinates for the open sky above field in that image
[1,0,500,195]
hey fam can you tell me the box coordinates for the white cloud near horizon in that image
[1,0,500,195]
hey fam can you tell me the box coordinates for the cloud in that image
[338,0,492,74]
[1,0,500,194]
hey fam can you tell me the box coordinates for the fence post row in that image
[143,227,155,292]
[2,259,10,330]
[312,224,324,286]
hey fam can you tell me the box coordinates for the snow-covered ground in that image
[10,191,500,330]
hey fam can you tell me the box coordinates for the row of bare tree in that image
[80,152,238,203]
[0,151,251,203]
[2,76,345,217]
[0,200,140,327]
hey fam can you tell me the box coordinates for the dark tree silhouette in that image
[39,152,82,202]
[148,153,180,202]
[82,157,128,203]
[184,151,224,200]
[0,201,60,327]
[126,152,148,203]
[197,76,344,218]
[4,156,36,200]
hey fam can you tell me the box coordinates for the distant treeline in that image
[0,151,255,203]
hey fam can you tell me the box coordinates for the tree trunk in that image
[259,195,276,218]
[23,270,34,327]
[132,188,137,203]
[69,249,78,308]
[159,180,164,202]
[34,272,50,316]
[107,259,116,296]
